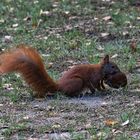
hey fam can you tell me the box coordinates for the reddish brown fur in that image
[104,72,127,88]
[58,64,104,96]
[0,45,58,97]
[0,44,126,98]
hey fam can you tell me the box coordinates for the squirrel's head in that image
[104,72,127,88]
[101,55,127,88]
[101,55,121,79]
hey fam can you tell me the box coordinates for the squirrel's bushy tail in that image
[0,44,58,97]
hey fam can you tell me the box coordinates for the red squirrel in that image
[0,44,125,98]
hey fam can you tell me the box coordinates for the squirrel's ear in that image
[102,55,109,64]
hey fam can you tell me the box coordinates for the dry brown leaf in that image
[32,23,38,29]
[104,119,118,126]
[32,19,42,29]
[130,40,137,53]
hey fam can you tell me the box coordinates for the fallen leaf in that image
[43,36,48,40]
[40,9,51,16]
[102,0,111,1]
[12,23,18,28]
[104,119,118,126]
[121,119,129,126]
[97,132,106,137]
[52,2,59,8]
[66,60,74,63]
[52,124,61,129]
[0,19,4,23]
[47,62,53,68]
[112,129,123,134]
[3,35,13,43]
[23,116,30,120]
[122,31,129,36]
[94,17,98,20]
[64,11,70,15]
[85,123,92,128]
[103,16,111,21]
[65,25,72,30]
[34,0,39,4]
[111,54,118,59]
[3,83,13,90]
[96,45,104,51]
[130,40,137,53]
[94,53,105,58]
[32,19,42,29]
[107,22,114,25]
[101,32,109,37]
[23,16,31,21]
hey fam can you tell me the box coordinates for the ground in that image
[0,0,140,139]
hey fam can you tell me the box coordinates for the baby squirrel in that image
[0,44,126,98]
